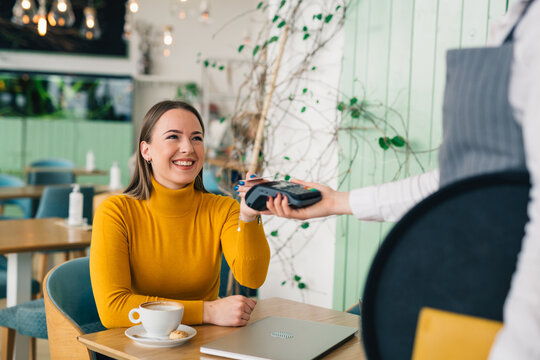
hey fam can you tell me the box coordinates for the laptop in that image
[200,316,358,360]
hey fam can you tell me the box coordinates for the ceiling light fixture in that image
[11,0,37,25]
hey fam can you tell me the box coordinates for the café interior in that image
[0,0,531,359]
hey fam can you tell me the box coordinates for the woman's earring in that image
[146,159,152,164]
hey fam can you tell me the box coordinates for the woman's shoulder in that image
[200,192,239,212]
[96,193,141,215]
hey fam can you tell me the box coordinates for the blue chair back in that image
[0,174,32,219]
[46,257,104,334]
[27,158,75,185]
[28,171,75,186]
[35,186,94,223]
[29,158,75,168]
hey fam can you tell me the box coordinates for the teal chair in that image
[29,158,75,168]
[27,158,75,187]
[34,185,95,287]
[0,258,107,360]
[0,174,32,219]
[44,257,107,359]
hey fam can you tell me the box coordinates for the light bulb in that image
[11,0,37,26]
[57,0,67,12]
[178,9,186,19]
[80,6,101,40]
[163,26,173,46]
[48,0,75,27]
[128,0,139,13]
[164,48,171,57]
[38,15,47,35]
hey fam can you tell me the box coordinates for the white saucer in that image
[125,324,197,347]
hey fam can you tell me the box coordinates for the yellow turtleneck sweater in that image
[90,178,270,327]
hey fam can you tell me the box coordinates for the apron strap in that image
[504,0,536,43]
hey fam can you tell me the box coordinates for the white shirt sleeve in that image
[489,1,540,358]
[348,169,439,222]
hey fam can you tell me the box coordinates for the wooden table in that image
[0,184,112,200]
[78,297,365,360]
[0,217,92,359]
[24,166,108,177]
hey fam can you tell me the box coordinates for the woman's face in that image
[140,108,204,190]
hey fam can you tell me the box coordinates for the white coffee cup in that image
[128,301,184,338]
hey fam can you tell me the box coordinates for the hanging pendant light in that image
[127,0,139,14]
[36,0,47,36]
[200,0,210,23]
[163,25,173,57]
[48,0,75,27]
[80,2,101,40]
[11,0,37,25]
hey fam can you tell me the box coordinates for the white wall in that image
[257,0,345,308]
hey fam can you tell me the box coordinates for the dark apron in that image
[438,1,534,187]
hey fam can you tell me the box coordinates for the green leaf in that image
[350,108,361,118]
[272,15,279,23]
[257,1,263,9]
[218,65,225,71]
[277,20,286,28]
[294,275,302,281]
[324,14,333,23]
[301,106,306,113]
[378,137,390,150]
[203,59,209,67]
[253,45,260,56]
[311,66,316,70]
[219,116,226,123]
[349,97,358,106]
[211,62,216,68]
[279,0,286,9]
[301,222,309,229]
[303,33,310,40]
[281,280,286,285]
[390,135,406,147]
[284,174,291,181]
[302,26,308,32]
[313,13,322,20]
[337,101,345,112]
[336,5,341,10]
[268,35,279,44]
[288,94,295,101]
[238,44,245,53]
[302,88,308,94]
[271,230,278,237]
[298,282,306,289]
[284,156,290,160]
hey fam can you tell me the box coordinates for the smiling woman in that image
[90,100,271,329]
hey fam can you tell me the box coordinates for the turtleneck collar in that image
[148,177,201,217]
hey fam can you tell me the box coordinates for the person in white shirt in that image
[241,1,540,358]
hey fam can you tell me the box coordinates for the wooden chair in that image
[44,257,106,360]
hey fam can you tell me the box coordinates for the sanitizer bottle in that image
[68,184,83,226]
[109,161,122,190]
[85,150,95,172]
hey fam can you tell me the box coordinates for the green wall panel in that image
[0,118,24,174]
[334,0,509,311]
[0,118,133,187]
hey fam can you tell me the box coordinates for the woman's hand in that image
[266,179,351,220]
[236,171,270,221]
[202,295,257,326]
